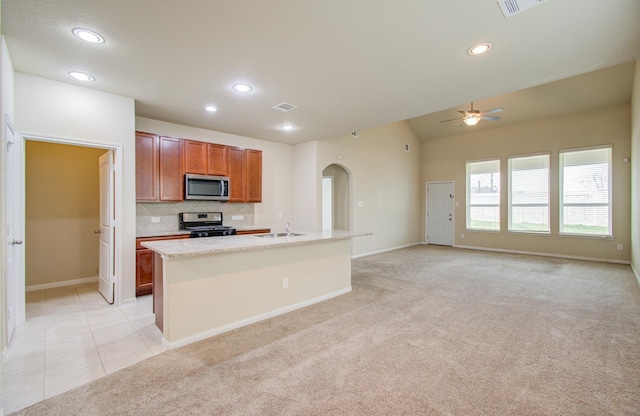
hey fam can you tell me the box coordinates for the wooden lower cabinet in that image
[235,228,271,235]
[135,235,190,296]
[135,249,154,296]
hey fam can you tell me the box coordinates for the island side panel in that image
[153,252,164,330]
[162,239,352,346]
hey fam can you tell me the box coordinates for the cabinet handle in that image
[94,230,101,234]
[11,239,23,245]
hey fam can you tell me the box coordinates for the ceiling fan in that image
[439,102,504,126]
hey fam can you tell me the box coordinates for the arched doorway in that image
[322,164,350,231]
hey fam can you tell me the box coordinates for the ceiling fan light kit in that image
[463,115,482,126]
[439,102,504,127]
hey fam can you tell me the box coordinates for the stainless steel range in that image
[179,212,237,238]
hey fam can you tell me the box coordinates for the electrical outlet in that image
[282,277,288,289]
[151,217,160,223]
[461,233,465,239]
[617,244,623,251]
[232,215,244,220]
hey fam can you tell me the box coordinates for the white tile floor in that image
[1,283,165,414]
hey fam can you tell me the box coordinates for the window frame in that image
[507,152,551,234]
[466,158,501,232]
[558,145,612,238]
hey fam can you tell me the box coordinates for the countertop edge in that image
[141,231,371,259]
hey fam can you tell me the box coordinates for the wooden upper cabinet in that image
[245,149,262,202]
[136,132,159,201]
[158,136,184,201]
[228,146,246,202]
[136,132,260,203]
[183,140,207,174]
[184,141,229,176]
[207,144,228,176]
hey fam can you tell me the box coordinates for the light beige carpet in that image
[12,246,640,415]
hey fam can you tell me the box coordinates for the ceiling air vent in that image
[497,0,547,18]
[272,102,297,112]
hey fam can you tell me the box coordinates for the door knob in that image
[94,230,101,234]
[10,239,23,245]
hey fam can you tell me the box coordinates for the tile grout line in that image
[78,286,109,378]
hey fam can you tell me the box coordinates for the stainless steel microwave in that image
[184,174,230,201]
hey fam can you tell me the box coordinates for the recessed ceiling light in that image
[69,71,95,82]
[468,42,493,56]
[281,124,294,131]
[72,28,105,44]
[205,106,217,112]
[233,84,253,93]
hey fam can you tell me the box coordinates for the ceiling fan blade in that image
[439,117,463,123]
[481,115,501,121]
[482,107,504,115]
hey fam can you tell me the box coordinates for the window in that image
[559,147,612,236]
[466,159,500,230]
[508,154,550,233]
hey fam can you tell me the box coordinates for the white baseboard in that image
[162,286,352,350]
[352,242,421,259]
[26,276,99,292]
[453,244,631,265]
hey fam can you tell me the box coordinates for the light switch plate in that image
[151,217,160,223]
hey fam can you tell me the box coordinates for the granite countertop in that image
[141,230,371,259]
[136,225,271,239]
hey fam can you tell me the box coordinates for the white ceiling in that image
[2,0,639,145]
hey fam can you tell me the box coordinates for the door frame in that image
[322,175,334,230]
[15,133,124,317]
[425,181,455,246]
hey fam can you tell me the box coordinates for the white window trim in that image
[558,146,612,238]
[507,153,550,234]
[466,158,501,231]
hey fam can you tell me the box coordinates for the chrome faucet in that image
[286,221,291,236]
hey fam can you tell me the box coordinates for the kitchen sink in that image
[255,232,306,238]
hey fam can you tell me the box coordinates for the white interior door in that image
[98,151,115,303]
[427,182,454,246]
[5,117,24,346]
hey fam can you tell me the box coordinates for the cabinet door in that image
[245,149,262,202]
[184,140,207,174]
[228,146,246,202]
[159,136,184,201]
[136,132,159,201]
[136,249,154,296]
[207,144,229,176]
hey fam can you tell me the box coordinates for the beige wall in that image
[631,60,640,279]
[295,121,423,256]
[25,141,107,286]
[15,73,137,303]
[422,103,632,262]
[135,117,294,233]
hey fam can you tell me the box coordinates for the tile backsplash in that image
[137,201,254,235]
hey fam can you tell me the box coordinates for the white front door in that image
[426,182,454,246]
[5,118,24,347]
[98,151,115,303]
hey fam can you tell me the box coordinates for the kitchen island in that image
[142,230,369,349]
